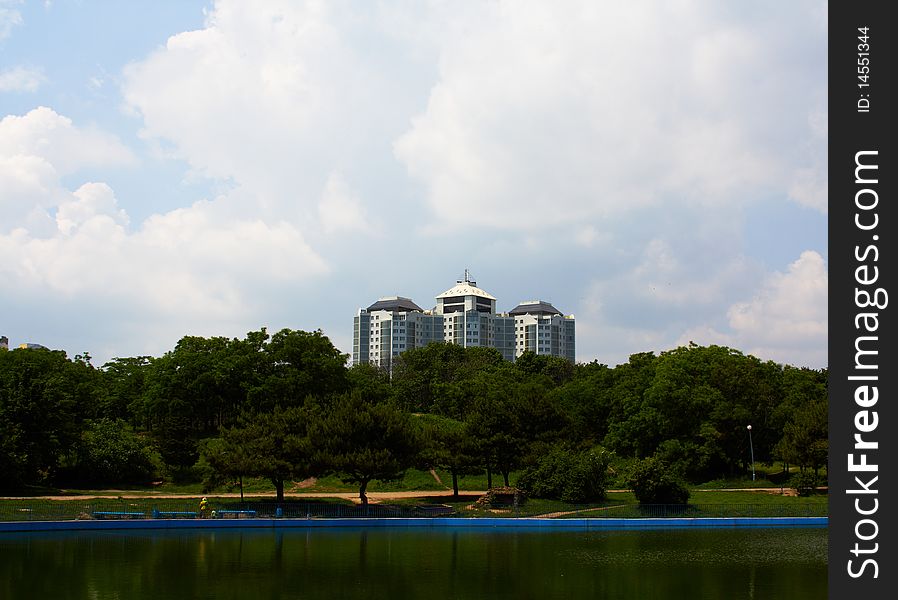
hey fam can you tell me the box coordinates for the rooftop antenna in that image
[459,268,476,286]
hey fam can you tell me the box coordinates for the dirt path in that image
[2,487,809,503]
[2,490,486,503]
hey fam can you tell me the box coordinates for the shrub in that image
[628,457,690,505]
[791,471,820,497]
[518,445,609,503]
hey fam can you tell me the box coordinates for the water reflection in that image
[1,527,826,599]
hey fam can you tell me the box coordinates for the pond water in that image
[2,527,826,599]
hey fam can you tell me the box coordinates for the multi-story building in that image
[352,274,575,368]
[509,301,576,362]
[0,336,8,351]
[353,296,443,371]
[433,278,517,361]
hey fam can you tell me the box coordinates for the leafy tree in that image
[142,328,348,474]
[416,414,481,497]
[515,352,575,385]
[391,343,503,415]
[773,367,827,474]
[0,347,81,489]
[213,405,316,502]
[550,363,614,444]
[463,364,567,488]
[100,356,153,425]
[601,352,658,457]
[775,396,828,475]
[247,328,349,412]
[347,362,392,403]
[200,437,252,500]
[313,393,420,506]
[141,335,237,452]
[60,418,158,485]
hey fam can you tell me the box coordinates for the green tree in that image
[391,343,503,416]
[208,405,317,502]
[313,393,420,506]
[416,414,481,497]
[550,362,615,445]
[773,366,827,475]
[141,328,348,476]
[100,356,153,425]
[347,362,391,403]
[775,395,828,475]
[0,347,81,490]
[140,335,238,462]
[60,418,158,485]
[247,329,349,412]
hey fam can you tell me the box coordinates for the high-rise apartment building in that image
[352,274,575,368]
[353,296,443,371]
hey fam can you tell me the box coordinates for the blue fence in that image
[0,499,826,522]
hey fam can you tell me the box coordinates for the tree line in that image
[0,329,827,504]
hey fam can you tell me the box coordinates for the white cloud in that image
[727,250,827,345]
[0,105,328,356]
[788,167,827,214]
[394,1,827,229]
[56,182,129,235]
[0,108,135,236]
[121,1,381,199]
[0,0,22,40]
[317,172,371,234]
[0,154,62,235]
[0,66,45,92]
[574,229,767,366]
[677,250,828,367]
[0,107,135,175]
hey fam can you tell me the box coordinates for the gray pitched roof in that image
[367,296,424,313]
[508,300,562,316]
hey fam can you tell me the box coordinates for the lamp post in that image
[747,424,755,481]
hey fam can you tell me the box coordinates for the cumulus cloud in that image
[56,182,129,235]
[0,105,328,356]
[118,0,826,232]
[0,66,45,92]
[0,108,134,235]
[677,250,828,367]
[579,248,827,369]
[575,229,766,366]
[727,250,827,346]
[394,1,827,228]
[121,1,397,204]
[0,107,135,176]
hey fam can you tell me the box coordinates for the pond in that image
[2,527,826,599]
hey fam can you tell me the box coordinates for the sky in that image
[0,0,827,369]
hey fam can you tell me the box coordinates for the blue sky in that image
[1,0,827,368]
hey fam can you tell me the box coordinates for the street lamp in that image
[747,424,756,481]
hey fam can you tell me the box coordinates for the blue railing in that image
[0,499,826,522]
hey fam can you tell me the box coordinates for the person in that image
[199,497,209,518]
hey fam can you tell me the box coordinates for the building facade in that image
[352,275,575,368]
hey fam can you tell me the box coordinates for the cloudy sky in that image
[1,0,827,368]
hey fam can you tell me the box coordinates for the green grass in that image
[0,485,828,522]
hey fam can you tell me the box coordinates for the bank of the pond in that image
[0,515,826,533]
